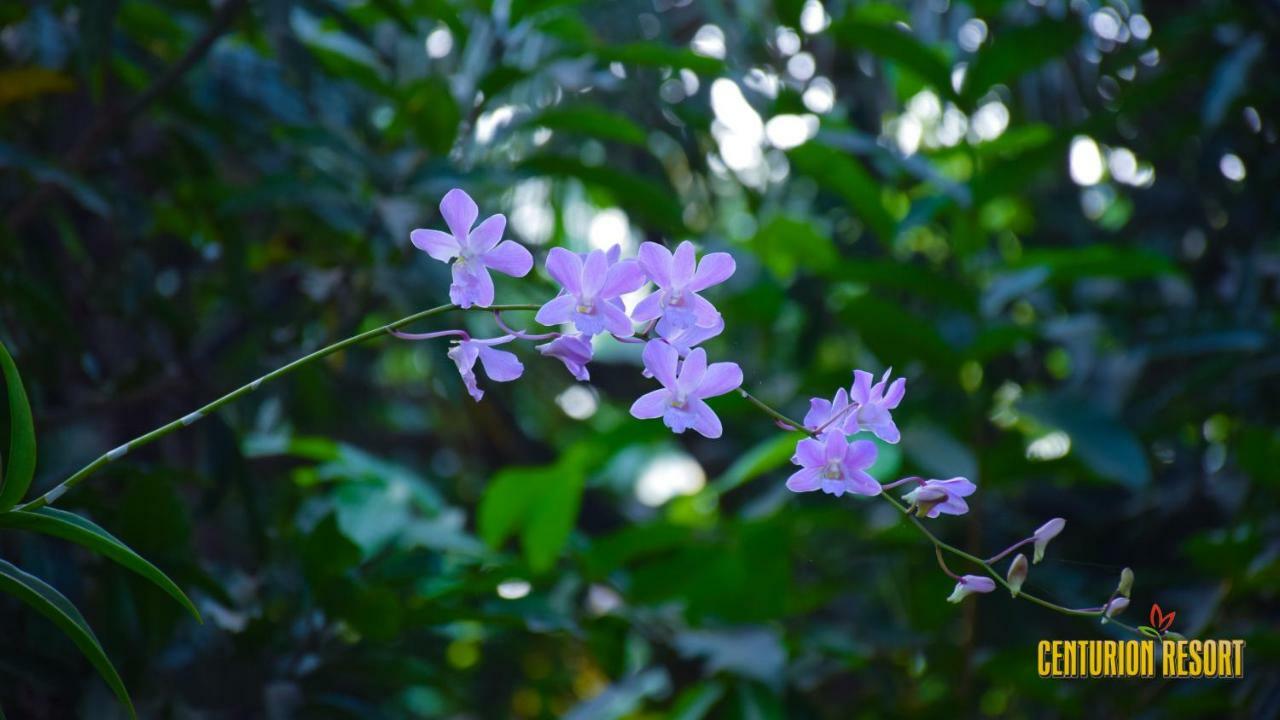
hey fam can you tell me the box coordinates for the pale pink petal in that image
[469,214,506,253]
[850,370,874,405]
[410,228,460,262]
[676,348,707,395]
[693,362,742,399]
[535,293,577,326]
[483,240,533,277]
[671,241,697,286]
[804,398,834,429]
[845,469,882,496]
[882,377,906,409]
[637,242,673,287]
[786,467,822,493]
[641,339,680,389]
[823,433,849,463]
[545,247,584,295]
[580,249,609,297]
[630,291,664,322]
[687,293,722,327]
[630,389,670,419]
[689,252,735,292]
[477,345,524,382]
[793,438,825,467]
[450,264,494,308]
[600,302,634,337]
[600,259,646,299]
[440,188,478,240]
[844,439,878,469]
[687,398,723,438]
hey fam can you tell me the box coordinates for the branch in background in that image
[5,0,250,231]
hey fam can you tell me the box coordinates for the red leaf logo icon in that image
[1149,604,1176,633]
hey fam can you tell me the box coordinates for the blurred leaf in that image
[520,155,685,235]
[751,216,837,282]
[670,681,725,720]
[711,432,802,494]
[0,143,110,217]
[675,628,785,683]
[396,78,460,154]
[1019,395,1151,487]
[790,143,895,242]
[0,340,36,510]
[838,296,957,371]
[0,67,74,105]
[0,559,135,718]
[962,19,1081,105]
[830,19,958,103]
[900,421,977,481]
[1203,34,1264,128]
[564,668,671,720]
[596,43,724,74]
[479,445,595,573]
[1011,245,1178,283]
[0,508,200,621]
[529,104,648,146]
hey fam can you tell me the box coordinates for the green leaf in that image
[520,155,685,236]
[478,445,595,573]
[0,340,36,510]
[0,508,200,621]
[750,216,837,282]
[711,433,802,494]
[528,105,648,147]
[1010,245,1179,283]
[829,19,958,103]
[595,42,725,75]
[1019,395,1151,488]
[0,559,135,718]
[962,20,1081,106]
[789,143,895,242]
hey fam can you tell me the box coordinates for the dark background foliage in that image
[2,0,1278,716]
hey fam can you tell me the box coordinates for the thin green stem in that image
[734,393,1143,636]
[18,303,540,512]
[738,389,813,435]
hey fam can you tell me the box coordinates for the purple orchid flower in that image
[410,189,534,308]
[641,318,725,380]
[447,335,524,401]
[630,340,742,438]
[947,574,996,603]
[786,433,881,497]
[803,388,853,436]
[901,476,976,518]
[537,334,593,381]
[848,368,906,443]
[536,247,646,337]
[632,241,735,336]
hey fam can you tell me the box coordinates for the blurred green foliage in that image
[1,0,1278,717]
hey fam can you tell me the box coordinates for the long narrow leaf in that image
[0,508,201,621]
[0,560,135,718]
[0,341,36,510]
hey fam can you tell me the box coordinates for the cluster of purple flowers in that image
[406,189,1118,613]
[411,188,742,438]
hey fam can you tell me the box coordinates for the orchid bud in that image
[1032,517,1066,564]
[1006,553,1029,597]
[946,574,997,604]
[903,484,949,517]
[1102,596,1129,623]
[1116,567,1134,598]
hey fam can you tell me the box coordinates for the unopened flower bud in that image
[1116,567,1134,598]
[1032,517,1066,564]
[946,574,996,604]
[1006,553,1029,597]
[1102,596,1129,623]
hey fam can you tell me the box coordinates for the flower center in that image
[823,460,843,479]
[576,299,595,314]
[667,288,684,306]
